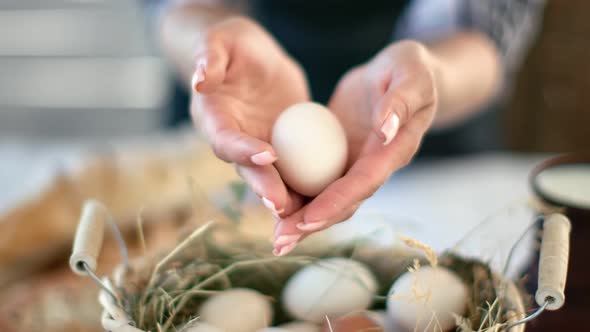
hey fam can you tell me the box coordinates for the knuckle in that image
[211,139,226,160]
[392,92,412,124]
[210,130,233,162]
[398,39,428,57]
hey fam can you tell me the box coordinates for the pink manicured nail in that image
[251,151,277,165]
[274,234,302,247]
[296,220,327,232]
[191,65,205,92]
[262,197,284,215]
[262,197,276,210]
[381,113,400,146]
[273,242,298,256]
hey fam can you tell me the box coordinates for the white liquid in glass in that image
[536,164,590,208]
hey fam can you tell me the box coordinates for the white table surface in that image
[0,136,549,277]
[319,153,548,277]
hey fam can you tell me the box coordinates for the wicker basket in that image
[69,200,570,332]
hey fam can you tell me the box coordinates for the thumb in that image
[192,39,230,94]
[372,76,435,145]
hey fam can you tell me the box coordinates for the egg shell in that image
[387,266,467,332]
[271,102,348,196]
[282,257,378,323]
[184,322,225,332]
[198,288,273,332]
[320,313,382,332]
[278,321,320,332]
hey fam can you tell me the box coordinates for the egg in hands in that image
[271,102,348,197]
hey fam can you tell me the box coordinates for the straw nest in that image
[105,217,528,332]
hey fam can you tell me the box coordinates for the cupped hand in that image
[190,17,310,217]
[274,41,440,255]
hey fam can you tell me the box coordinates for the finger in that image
[236,165,304,217]
[272,198,361,255]
[273,209,307,256]
[295,202,361,234]
[301,120,427,228]
[191,103,277,166]
[282,191,306,219]
[211,127,277,166]
[192,39,230,94]
[373,71,436,145]
[298,136,390,231]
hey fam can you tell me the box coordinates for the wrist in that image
[426,32,503,128]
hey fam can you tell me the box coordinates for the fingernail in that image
[380,113,400,146]
[273,214,281,224]
[251,151,277,165]
[191,65,205,92]
[262,197,284,215]
[274,234,302,247]
[273,242,298,256]
[296,220,327,232]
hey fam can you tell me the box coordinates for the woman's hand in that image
[273,41,440,254]
[191,17,310,217]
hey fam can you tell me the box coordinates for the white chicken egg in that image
[277,321,320,332]
[198,288,273,332]
[282,257,377,323]
[387,266,467,332]
[271,102,348,196]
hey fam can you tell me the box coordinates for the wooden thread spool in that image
[536,213,571,310]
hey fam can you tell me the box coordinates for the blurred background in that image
[0,0,588,331]
[0,0,169,139]
[504,1,590,152]
[0,0,587,149]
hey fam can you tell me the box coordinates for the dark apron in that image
[167,0,501,156]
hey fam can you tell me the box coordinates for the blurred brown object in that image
[0,137,239,288]
[504,0,590,152]
[0,203,195,332]
[0,263,106,332]
[0,190,273,332]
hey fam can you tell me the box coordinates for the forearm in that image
[428,31,502,129]
[158,2,238,86]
